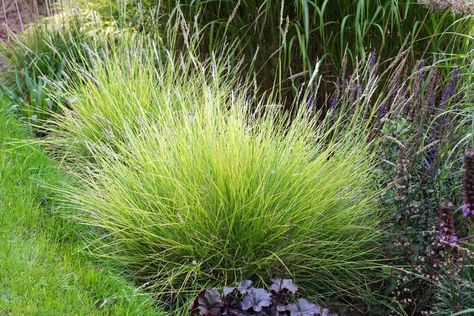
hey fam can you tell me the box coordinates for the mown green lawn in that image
[0,101,163,315]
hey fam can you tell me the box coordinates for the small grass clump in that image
[0,7,122,122]
[0,102,163,315]
[50,47,384,312]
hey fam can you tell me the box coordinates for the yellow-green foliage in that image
[49,43,236,161]
[51,46,384,311]
[0,8,125,121]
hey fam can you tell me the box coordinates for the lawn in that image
[0,102,163,315]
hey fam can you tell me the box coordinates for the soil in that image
[0,0,48,70]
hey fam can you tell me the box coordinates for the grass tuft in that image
[49,46,386,311]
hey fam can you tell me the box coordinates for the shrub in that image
[51,47,384,312]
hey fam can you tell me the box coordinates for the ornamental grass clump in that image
[53,52,383,311]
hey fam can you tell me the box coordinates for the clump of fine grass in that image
[49,46,385,313]
[0,7,124,123]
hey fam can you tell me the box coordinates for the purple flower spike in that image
[369,51,377,70]
[376,103,387,120]
[463,203,474,217]
[437,202,458,248]
[341,78,348,91]
[463,147,474,220]
[329,95,338,108]
[417,59,426,81]
[307,94,316,112]
[440,68,461,109]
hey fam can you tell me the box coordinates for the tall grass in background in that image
[82,0,473,99]
[46,44,386,314]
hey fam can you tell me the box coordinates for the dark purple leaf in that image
[222,308,251,316]
[287,298,321,316]
[223,280,252,298]
[197,288,223,315]
[320,308,338,316]
[223,287,236,297]
[276,303,290,312]
[241,288,272,312]
[191,279,333,316]
[271,279,299,294]
[237,280,252,294]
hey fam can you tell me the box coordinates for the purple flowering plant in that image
[462,147,474,219]
[372,62,471,314]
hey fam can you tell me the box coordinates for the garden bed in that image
[0,1,473,315]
